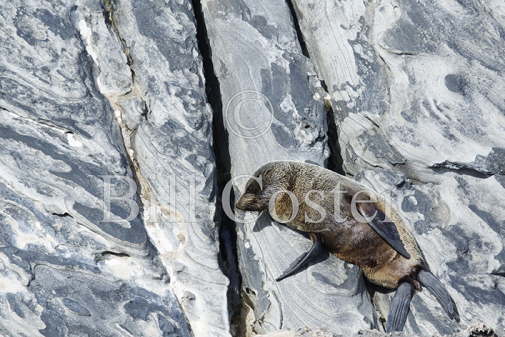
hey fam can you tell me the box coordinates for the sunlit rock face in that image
[0,0,223,336]
[291,0,505,335]
[0,0,503,336]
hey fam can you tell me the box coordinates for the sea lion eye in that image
[245,176,262,194]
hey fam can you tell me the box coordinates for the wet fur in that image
[237,161,460,330]
[237,161,425,289]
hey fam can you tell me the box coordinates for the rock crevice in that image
[0,0,504,336]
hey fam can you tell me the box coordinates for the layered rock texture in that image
[290,0,505,335]
[0,0,503,337]
[1,0,224,336]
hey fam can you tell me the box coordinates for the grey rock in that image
[257,328,341,337]
[1,0,504,336]
[256,323,502,337]
[75,0,231,336]
[292,0,505,335]
[200,0,374,335]
[0,0,219,336]
[356,323,502,337]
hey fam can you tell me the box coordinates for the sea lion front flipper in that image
[275,237,327,282]
[358,204,411,259]
[386,282,414,332]
[418,270,460,321]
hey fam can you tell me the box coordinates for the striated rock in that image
[200,0,375,335]
[356,323,501,337]
[1,0,504,336]
[74,0,231,336]
[256,323,502,337]
[292,0,505,335]
[257,328,340,337]
[0,0,193,336]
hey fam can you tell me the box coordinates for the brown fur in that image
[236,161,426,289]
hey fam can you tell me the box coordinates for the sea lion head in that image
[235,176,264,211]
[235,161,290,212]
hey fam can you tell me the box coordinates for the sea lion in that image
[235,161,459,332]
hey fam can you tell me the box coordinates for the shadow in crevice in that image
[286,0,310,57]
[325,103,346,175]
[285,1,345,175]
[191,0,242,333]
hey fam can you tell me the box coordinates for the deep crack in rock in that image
[192,0,242,334]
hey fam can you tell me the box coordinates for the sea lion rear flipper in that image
[418,270,460,321]
[358,204,411,259]
[386,282,414,332]
[275,238,327,281]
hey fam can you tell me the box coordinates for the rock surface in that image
[0,0,226,336]
[200,0,376,335]
[76,1,231,336]
[0,0,504,336]
[256,324,500,337]
[292,0,505,335]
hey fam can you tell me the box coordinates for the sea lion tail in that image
[386,282,414,332]
[418,270,460,322]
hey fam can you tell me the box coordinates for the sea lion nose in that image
[235,198,245,210]
[234,193,256,211]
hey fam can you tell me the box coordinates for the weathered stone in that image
[1,0,504,336]
[292,0,505,335]
[0,0,194,336]
[74,0,231,336]
[200,0,375,335]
